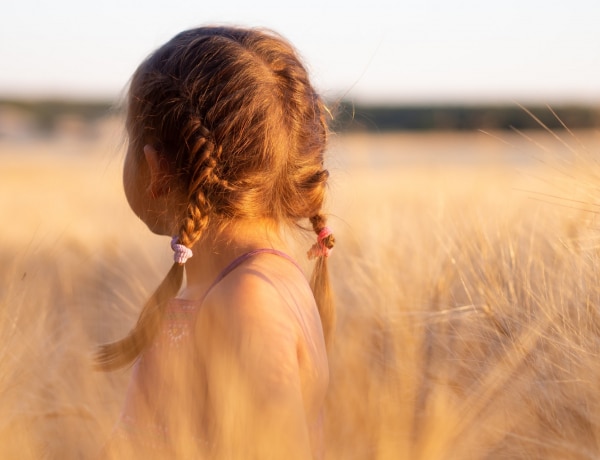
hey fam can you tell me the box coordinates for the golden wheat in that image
[2,129,600,459]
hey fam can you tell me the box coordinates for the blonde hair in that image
[96,26,335,370]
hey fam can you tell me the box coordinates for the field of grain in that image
[2,127,600,459]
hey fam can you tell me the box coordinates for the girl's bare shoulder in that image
[196,254,316,387]
[197,254,314,343]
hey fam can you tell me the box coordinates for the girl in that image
[96,26,335,459]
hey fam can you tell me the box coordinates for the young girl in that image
[96,26,335,459]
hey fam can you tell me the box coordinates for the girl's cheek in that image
[123,151,146,219]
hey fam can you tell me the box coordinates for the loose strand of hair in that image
[95,262,184,371]
[309,213,336,349]
[310,255,335,349]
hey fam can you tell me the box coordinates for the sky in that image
[1,0,600,104]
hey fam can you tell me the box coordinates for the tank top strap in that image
[198,248,304,304]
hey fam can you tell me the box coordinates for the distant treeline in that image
[1,98,599,133]
[331,101,600,132]
[0,98,118,134]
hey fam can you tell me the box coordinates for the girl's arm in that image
[200,268,313,460]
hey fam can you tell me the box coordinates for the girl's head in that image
[126,26,329,243]
[97,26,335,370]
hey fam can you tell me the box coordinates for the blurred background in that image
[2,0,600,137]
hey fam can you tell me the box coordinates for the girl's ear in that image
[143,144,171,197]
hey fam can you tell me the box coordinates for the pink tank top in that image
[111,249,312,456]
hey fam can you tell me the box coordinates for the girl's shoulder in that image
[195,250,320,357]
[196,253,316,385]
[200,252,312,328]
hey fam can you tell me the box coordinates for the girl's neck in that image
[178,219,288,300]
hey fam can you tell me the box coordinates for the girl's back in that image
[96,26,336,459]
[199,250,329,457]
[112,250,328,458]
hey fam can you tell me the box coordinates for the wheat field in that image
[2,126,600,459]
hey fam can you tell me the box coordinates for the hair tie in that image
[307,226,334,259]
[171,236,193,264]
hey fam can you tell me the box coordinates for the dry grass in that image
[2,128,600,458]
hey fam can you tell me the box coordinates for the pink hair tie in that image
[307,226,334,259]
[171,236,193,264]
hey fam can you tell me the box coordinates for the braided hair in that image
[96,26,335,370]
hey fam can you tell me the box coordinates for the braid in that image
[181,121,212,244]
[180,116,231,247]
[180,190,211,248]
[96,118,225,370]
